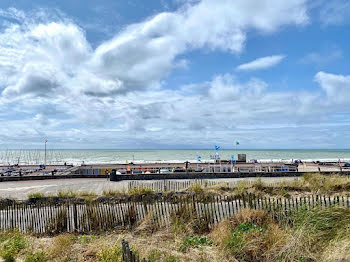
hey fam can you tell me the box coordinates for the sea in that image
[1,149,350,165]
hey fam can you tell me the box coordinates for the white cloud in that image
[0,1,307,107]
[301,47,342,66]
[208,74,266,101]
[319,0,350,25]
[236,55,286,71]
[314,71,350,104]
[2,1,341,148]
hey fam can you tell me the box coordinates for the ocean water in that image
[1,149,350,165]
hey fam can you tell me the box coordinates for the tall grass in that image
[0,205,348,261]
[57,189,76,198]
[128,187,154,196]
[208,206,350,262]
[27,192,45,199]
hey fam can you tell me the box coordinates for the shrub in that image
[128,187,154,196]
[102,189,120,196]
[0,233,27,262]
[252,178,264,190]
[179,236,213,252]
[210,209,290,261]
[27,192,45,199]
[57,189,76,198]
[235,180,250,195]
[49,233,76,257]
[276,206,350,262]
[79,234,95,244]
[77,191,97,200]
[225,222,267,255]
[188,183,204,194]
[292,206,350,243]
[97,244,122,262]
[24,251,47,262]
[148,249,178,262]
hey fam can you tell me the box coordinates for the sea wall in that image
[110,171,350,181]
[1,171,350,182]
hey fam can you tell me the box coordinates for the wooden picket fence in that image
[0,194,349,234]
[127,179,273,192]
[122,239,149,262]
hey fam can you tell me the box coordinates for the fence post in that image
[73,203,78,233]
[122,239,127,262]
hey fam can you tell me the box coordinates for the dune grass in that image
[0,205,348,261]
[27,192,45,199]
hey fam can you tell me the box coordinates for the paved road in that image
[0,178,131,199]
[0,177,300,200]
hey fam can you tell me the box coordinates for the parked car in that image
[159,168,171,174]
[343,163,350,167]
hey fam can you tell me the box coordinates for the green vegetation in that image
[0,205,348,261]
[102,189,121,196]
[27,192,45,199]
[0,232,27,262]
[24,251,47,262]
[224,222,268,259]
[97,244,122,262]
[188,183,204,194]
[19,173,350,201]
[128,187,154,196]
[179,236,213,252]
[147,249,178,262]
[48,233,76,259]
[57,189,76,198]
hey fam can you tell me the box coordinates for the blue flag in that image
[231,155,234,161]
[197,155,201,162]
[215,145,220,151]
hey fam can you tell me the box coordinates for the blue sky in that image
[0,0,349,149]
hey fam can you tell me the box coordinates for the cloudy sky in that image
[0,0,349,149]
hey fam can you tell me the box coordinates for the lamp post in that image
[44,139,48,168]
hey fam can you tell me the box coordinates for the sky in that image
[0,0,349,149]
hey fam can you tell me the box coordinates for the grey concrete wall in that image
[1,171,350,183]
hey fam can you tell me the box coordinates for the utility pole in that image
[44,139,48,168]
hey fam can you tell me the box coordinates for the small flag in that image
[215,145,220,151]
[45,139,48,143]
[231,155,234,161]
[236,141,239,145]
[197,155,201,162]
